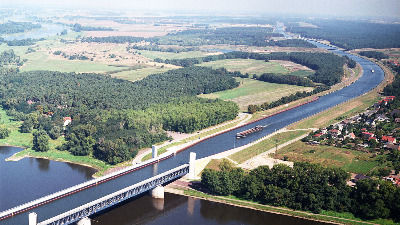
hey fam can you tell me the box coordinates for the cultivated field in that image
[199,78,314,110]
[273,141,378,174]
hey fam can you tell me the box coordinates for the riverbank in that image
[165,179,376,225]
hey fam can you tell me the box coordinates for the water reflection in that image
[93,193,331,225]
[36,158,50,171]
[66,162,97,180]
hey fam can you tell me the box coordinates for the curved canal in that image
[0,41,385,225]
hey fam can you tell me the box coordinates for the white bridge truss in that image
[37,164,189,225]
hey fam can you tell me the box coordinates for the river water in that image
[2,23,70,41]
[0,38,384,224]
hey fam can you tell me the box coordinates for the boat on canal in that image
[236,125,264,138]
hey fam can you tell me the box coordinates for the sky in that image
[2,0,400,19]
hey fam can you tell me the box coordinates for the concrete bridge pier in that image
[152,145,157,158]
[189,152,196,180]
[29,212,37,225]
[77,217,91,225]
[150,185,164,199]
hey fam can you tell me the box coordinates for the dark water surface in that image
[93,192,331,225]
[0,146,96,211]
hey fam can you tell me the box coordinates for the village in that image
[304,96,400,186]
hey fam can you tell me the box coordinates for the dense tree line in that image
[247,85,329,113]
[0,67,239,164]
[383,64,400,96]
[202,162,400,220]
[257,73,314,87]
[71,23,114,32]
[359,51,389,60]
[127,44,198,53]
[157,51,347,86]
[266,39,316,48]
[80,36,146,44]
[290,19,400,49]
[3,38,44,46]
[0,21,41,34]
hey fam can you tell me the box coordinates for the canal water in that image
[93,193,331,225]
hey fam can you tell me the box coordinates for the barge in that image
[236,125,264,138]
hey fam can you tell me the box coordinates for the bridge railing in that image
[37,164,189,225]
[0,149,177,221]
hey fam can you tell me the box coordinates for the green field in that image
[20,52,123,73]
[199,78,313,110]
[228,130,309,163]
[273,141,377,173]
[199,59,289,75]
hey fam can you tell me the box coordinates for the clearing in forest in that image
[198,78,314,111]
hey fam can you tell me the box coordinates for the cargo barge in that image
[236,125,264,138]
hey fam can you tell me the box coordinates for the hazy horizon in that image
[1,0,400,19]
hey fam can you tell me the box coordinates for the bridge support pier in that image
[29,212,37,225]
[152,145,157,158]
[189,152,196,180]
[150,185,164,199]
[77,217,91,225]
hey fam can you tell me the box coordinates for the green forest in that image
[156,51,352,86]
[0,66,239,164]
[0,21,41,34]
[202,162,400,221]
[290,20,400,49]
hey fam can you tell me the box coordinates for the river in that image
[0,39,384,224]
[2,23,70,41]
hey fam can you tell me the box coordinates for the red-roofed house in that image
[63,117,72,127]
[382,136,396,144]
[313,133,323,138]
[329,129,341,138]
[362,132,374,139]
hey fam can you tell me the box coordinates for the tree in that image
[33,130,49,152]
[20,119,33,133]
[0,126,10,139]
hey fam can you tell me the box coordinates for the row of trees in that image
[256,73,314,87]
[71,23,114,32]
[202,161,400,220]
[127,44,198,53]
[359,51,389,60]
[247,85,329,114]
[0,21,41,34]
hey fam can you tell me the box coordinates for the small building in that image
[329,129,341,138]
[395,118,400,124]
[313,133,323,138]
[375,114,390,122]
[382,136,396,144]
[362,132,374,139]
[345,132,356,139]
[63,117,72,127]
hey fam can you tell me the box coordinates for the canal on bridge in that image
[0,41,385,225]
